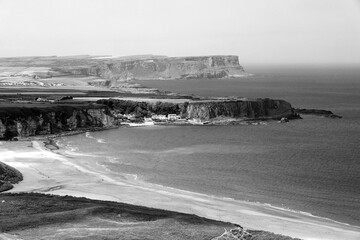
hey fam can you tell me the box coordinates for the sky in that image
[0,0,360,64]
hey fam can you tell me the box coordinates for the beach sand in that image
[1,140,359,240]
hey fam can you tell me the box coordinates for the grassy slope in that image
[0,193,301,240]
[0,193,232,239]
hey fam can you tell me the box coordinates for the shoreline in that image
[14,125,120,142]
[1,139,360,240]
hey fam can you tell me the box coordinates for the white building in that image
[151,114,167,121]
[167,114,181,121]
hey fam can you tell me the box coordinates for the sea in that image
[58,64,360,227]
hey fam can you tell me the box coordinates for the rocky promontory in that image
[98,98,300,122]
[0,97,299,140]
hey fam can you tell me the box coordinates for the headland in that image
[0,55,352,240]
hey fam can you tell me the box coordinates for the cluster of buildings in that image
[151,114,181,121]
[115,113,207,126]
[116,113,183,123]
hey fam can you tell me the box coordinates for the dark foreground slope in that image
[0,162,23,192]
[0,193,300,240]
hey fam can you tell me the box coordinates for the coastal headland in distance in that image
[0,55,359,240]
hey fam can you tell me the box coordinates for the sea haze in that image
[59,65,360,226]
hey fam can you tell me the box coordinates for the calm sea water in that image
[60,65,360,226]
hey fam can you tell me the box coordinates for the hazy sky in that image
[1,0,360,64]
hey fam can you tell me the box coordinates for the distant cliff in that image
[0,55,249,93]
[58,55,248,82]
[0,105,116,140]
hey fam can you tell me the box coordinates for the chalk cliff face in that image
[186,99,297,120]
[60,55,247,82]
[0,106,116,140]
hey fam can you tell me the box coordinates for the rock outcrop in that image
[212,226,252,240]
[0,105,116,140]
[186,99,298,121]
[295,108,342,118]
[58,55,248,82]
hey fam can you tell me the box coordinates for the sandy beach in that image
[1,140,360,240]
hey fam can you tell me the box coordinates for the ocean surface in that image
[59,65,360,226]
